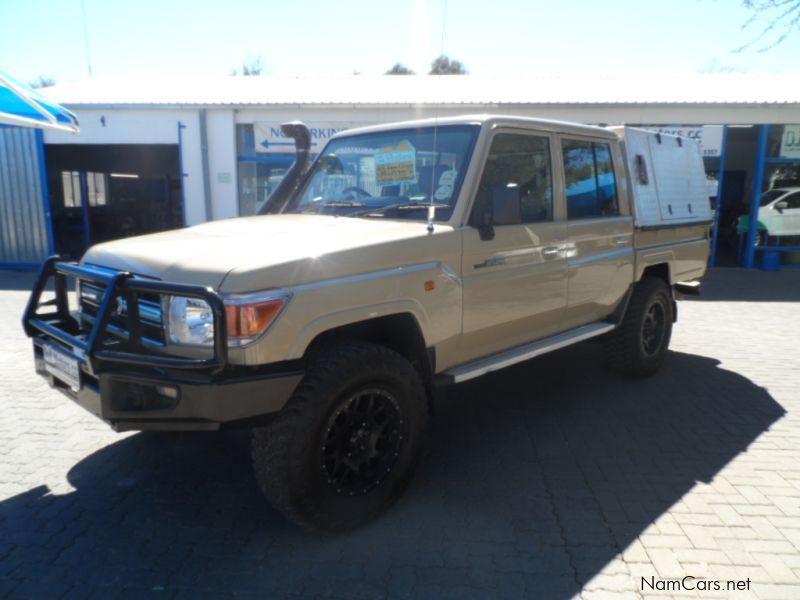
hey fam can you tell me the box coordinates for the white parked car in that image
[755,187,800,241]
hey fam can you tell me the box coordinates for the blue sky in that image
[2,0,799,84]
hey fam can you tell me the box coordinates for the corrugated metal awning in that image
[0,70,79,133]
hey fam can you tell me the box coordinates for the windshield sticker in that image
[434,184,453,201]
[438,170,457,186]
[375,140,417,184]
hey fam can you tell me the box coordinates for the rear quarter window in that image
[561,139,619,219]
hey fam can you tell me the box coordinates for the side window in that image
[784,192,800,209]
[470,133,553,227]
[562,140,619,219]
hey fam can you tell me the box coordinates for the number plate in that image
[43,343,82,391]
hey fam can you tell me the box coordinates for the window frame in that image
[557,134,627,221]
[466,127,563,228]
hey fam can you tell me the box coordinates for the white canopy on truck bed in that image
[610,126,712,228]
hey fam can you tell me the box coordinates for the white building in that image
[1,73,799,269]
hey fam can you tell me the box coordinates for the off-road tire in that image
[251,341,428,532]
[605,277,673,378]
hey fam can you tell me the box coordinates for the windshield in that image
[285,125,479,221]
[760,190,787,206]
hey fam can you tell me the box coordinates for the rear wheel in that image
[605,277,673,377]
[251,341,428,531]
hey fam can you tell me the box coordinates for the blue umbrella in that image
[0,70,79,133]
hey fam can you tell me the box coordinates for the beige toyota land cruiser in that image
[23,115,711,530]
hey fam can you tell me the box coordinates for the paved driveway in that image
[1,268,799,599]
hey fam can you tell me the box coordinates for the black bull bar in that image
[22,256,228,375]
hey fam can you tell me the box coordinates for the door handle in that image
[542,246,560,258]
[474,257,507,269]
[613,236,630,246]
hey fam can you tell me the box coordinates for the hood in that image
[82,214,454,290]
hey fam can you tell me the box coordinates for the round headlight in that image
[166,296,214,345]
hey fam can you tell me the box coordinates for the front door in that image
[460,131,568,364]
[559,137,634,329]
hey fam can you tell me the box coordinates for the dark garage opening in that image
[45,144,183,259]
[714,126,759,266]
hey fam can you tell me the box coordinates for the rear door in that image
[558,136,634,329]
[459,129,568,363]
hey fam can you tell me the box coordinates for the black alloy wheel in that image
[641,299,667,357]
[251,341,428,531]
[321,388,403,497]
[605,276,674,377]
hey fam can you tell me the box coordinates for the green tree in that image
[739,0,800,50]
[428,55,467,75]
[232,56,264,76]
[29,75,55,89]
[385,63,414,75]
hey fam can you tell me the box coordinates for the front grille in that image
[79,279,166,345]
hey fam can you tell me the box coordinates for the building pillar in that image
[744,125,769,269]
[709,125,728,268]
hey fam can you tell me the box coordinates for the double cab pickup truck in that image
[24,115,711,530]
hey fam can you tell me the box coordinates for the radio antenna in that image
[81,0,94,78]
[427,0,448,234]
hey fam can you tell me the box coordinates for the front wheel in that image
[605,277,674,377]
[251,341,429,531]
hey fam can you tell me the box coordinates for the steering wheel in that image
[341,186,372,199]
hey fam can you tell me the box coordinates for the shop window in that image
[238,160,289,216]
[562,140,619,219]
[236,124,294,217]
[764,163,800,190]
[767,124,800,159]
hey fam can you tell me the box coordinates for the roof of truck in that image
[331,114,617,140]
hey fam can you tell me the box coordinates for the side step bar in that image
[443,322,615,384]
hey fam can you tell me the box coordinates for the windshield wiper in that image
[301,200,366,213]
[348,202,450,218]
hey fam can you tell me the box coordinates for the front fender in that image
[286,301,429,360]
[231,261,463,367]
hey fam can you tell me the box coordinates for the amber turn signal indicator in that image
[424,280,435,291]
[225,299,284,338]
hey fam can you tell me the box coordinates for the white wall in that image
[205,109,238,220]
[44,108,192,144]
[43,108,207,226]
[179,112,206,226]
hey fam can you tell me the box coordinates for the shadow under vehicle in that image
[0,345,784,598]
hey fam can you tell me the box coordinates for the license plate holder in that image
[43,342,82,392]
